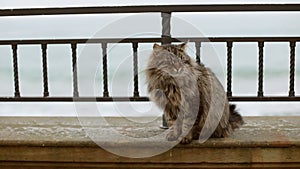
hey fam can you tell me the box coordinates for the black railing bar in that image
[0,96,300,102]
[71,43,79,97]
[0,38,161,45]
[257,41,265,97]
[1,4,300,17]
[0,38,159,45]
[0,97,149,102]
[174,37,300,42]
[161,12,172,129]
[226,41,233,97]
[195,42,201,64]
[161,12,172,45]
[289,41,296,97]
[11,44,20,97]
[1,37,300,45]
[101,42,109,97]
[228,96,300,102]
[41,43,49,97]
[132,42,140,97]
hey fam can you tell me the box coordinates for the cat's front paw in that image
[166,131,179,141]
[179,136,193,144]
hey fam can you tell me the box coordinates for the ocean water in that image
[0,42,299,117]
[0,12,300,117]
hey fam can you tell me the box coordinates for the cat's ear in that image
[179,41,188,50]
[153,43,164,51]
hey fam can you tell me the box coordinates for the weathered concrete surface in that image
[0,116,299,168]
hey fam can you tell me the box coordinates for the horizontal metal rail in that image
[0,96,300,102]
[0,37,300,45]
[0,97,149,102]
[1,4,300,17]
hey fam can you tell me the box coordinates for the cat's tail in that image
[229,104,244,129]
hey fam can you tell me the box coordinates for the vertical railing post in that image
[132,42,139,98]
[41,43,49,97]
[101,42,109,97]
[289,41,296,97]
[160,12,172,129]
[258,41,264,97]
[226,41,233,97]
[71,43,79,97]
[161,12,172,45]
[195,42,201,64]
[11,44,20,97]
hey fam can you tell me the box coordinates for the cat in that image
[146,42,244,144]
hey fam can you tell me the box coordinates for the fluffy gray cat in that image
[146,43,244,144]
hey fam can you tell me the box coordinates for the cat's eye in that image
[182,59,189,64]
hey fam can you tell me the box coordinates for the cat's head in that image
[149,42,192,76]
[153,42,191,64]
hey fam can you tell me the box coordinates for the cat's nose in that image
[174,62,181,70]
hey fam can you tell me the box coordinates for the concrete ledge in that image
[0,116,299,168]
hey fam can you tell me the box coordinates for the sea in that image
[0,12,299,117]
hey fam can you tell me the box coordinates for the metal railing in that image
[0,4,299,102]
